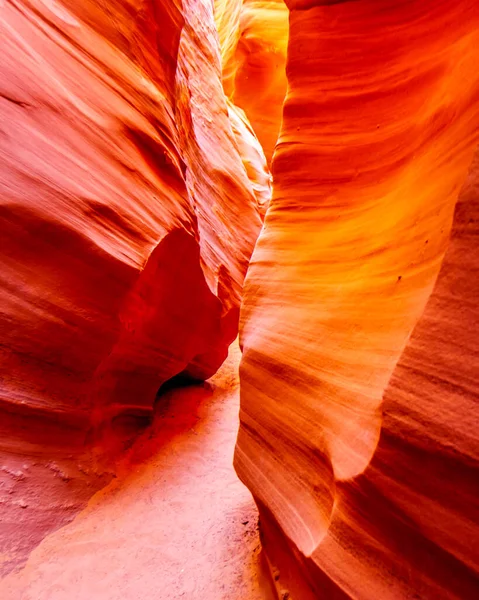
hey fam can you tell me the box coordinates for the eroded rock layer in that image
[0,0,262,574]
[235,1,479,597]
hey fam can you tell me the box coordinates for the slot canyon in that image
[0,0,478,598]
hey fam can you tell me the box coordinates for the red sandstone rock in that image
[0,0,261,574]
[235,1,479,597]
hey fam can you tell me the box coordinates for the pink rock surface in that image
[0,0,261,574]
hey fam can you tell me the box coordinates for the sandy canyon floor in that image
[0,342,268,600]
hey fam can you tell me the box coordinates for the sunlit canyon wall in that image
[235,0,479,598]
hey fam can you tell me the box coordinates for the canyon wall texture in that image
[0,0,264,575]
[235,0,479,598]
[216,0,288,163]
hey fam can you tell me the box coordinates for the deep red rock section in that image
[0,0,263,574]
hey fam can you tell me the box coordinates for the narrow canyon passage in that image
[1,0,479,597]
[0,343,267,600]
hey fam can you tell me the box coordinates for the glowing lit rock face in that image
[216,0,289,163]
[0,0,262,573]
[235,0,479,597]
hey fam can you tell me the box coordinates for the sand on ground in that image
[0,342,267,600]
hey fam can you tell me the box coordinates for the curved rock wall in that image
[235,1,479,597]
[0,0,261,574]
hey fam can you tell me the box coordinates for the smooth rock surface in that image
[235,1,479,597]
[0,0,262,574]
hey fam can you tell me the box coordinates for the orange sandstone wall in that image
[0,0,261,574]
[216,0,289,163]
[235,1,479,597]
